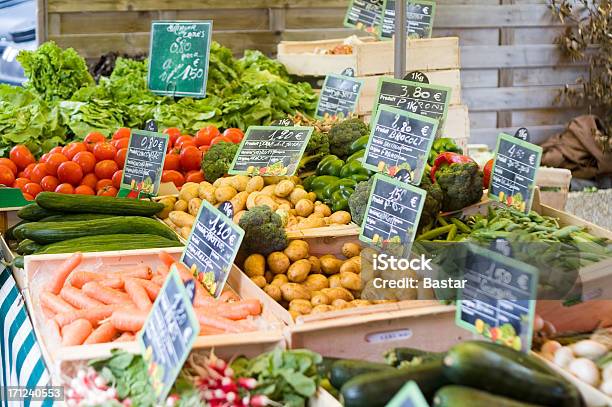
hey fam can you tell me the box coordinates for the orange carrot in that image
[60,286,104,309]
[108,265,152,280]
[134,279,161,301]
[151,275,166,286]
[110,309,149,332]
[61,318,93,346]
[68,270,103,288]
[100,278,124,289]
[82,281,130,305]
[195,314,248,333]
[199,324,226,336]
[84,322,118,344]
[46,318,61,339]
[195,299,261,320]
[54,305,118,328]
[155,264,169,278]
[158,251,176,268]
[124,278,152,311]
[41,306,55,319]
[48,252,83,294]
[114,332,135,342]
[220,290,240,303]
[41,291,77,314]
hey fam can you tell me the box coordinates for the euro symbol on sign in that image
[518,274,529,291]
[423,6,429,14]
[529,154,535,165]
[410,197,418,208]
[421,126,430,136]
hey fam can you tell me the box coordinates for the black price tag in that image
[362,105,438,185]
[380,0,436,40]
[218,201,234,218]
[316,74,364,119]
[228,126,314,177]
[145,120,158,132]
[489,133,542,213]
[344,0,384,35]
[120,129,169,197]
[272,118,294,127]
[341,67,356,77]
[514,127,530,142]
[403,71,429,84]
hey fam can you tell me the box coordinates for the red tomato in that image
[22,193,34,201]
[9,145,35,170]
[185,170,205,183]
[84,132,106,151]
[223,128,244,143]
[115,148,128,169]
[46,153,68,176]
[198,145,210,154]
[163,153,181,171]
[195,126,220,146]
[97,186,117,197]
[179,146,202,171]
[22,163,36,179]
[55,183,74,194]
[95,160,118,180]
[0,165,16,186]
[62,142,88,160]
[0,158,17,175]
[93,142,117,161]
[30,163,49,184]
[57,161,84,186]
[210,135,232,146]
[112,137,129,150]
[112,170,123,188]
[72,151,96,174]
[96,179,113,192]
[161,170,185,188]
[13,177,30,191]
[40,175,60,192]
[74,185,95,195]
[112,127,131,140]
[39,153,50,163]
[81,173,98,189]
[49,146,63,154]
[163,128,181,146]
[175,135,194,149]
[23,183,43,198]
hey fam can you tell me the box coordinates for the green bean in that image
[436,215,449,226]
[552,225,583,239]
[450,217,472,234]
[447,225,457,241]
[416,224,454,241]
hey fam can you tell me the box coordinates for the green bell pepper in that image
[302,174,316,190]
[339,159,370,179]
[346,149,366,162]
[316,158,345,177]
[331,187,354,212]
[323,178,357,200]
[310,175,339,192]
[350,135,370,154]
[349,173,370,183]
[315,155,338,175]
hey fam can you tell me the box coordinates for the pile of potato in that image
[242,239,388,319]
[157,175,352,239]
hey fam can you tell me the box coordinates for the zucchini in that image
[16,239,42,255]
[5,220,30,241]
[36,192,164,216]
[17,203,59,221]
[35,234,183,255]
[13,256,24,269]
[39,213,117,222]
[12,223,30,242]
[443,341,581,407]
[318,357,342,378]
[385,347,444,367]
[434,385,544,407]
[341,358,448,407]
[330,359,395,389]
[20,217,179,244]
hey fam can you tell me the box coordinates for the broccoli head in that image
[348,177,375,227]
[418,175,443,232]
[201,141,239,182]
[434,162,484,212]
[238,205,288,255]
[328,118,369,159]
[298,130,330,172]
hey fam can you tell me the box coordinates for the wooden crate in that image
[277,37,460,77]
[535,167,572,210]
[23,248,285,381]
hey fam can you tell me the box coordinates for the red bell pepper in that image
[483,158,494,189]
[429,152,474,182]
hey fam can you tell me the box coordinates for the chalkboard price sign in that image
[456,244,538,353]
[316,74,364,119]
[120,129,169,196]
[374,77,451,124]
[344,0,384,34]
[139,268,200,402]
[148,21,212,98]
[386,381,429,407]
[229,126,314,177]
[489,133,543,213]
[359,174,425,254]
[380,0,436,40]
[181,200,244,297]
[363,105,438,184]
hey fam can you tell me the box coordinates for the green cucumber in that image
[330,359,395,389]
[341,358,448,407]
[385,347,444,367]
[16,239,42,255]
[39,213,117,222]
[34,234,183,255]
[5,220,30,241]
[13,256,24,269]
[434,386,544,407]
[443,341,581,407]
[20,216,179,244]
[318,357,341,378]
[17,203,59,221]
[36,192,163,216]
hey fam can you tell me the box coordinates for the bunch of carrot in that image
[39,251,263,347]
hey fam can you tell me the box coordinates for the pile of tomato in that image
[0,125,244,200]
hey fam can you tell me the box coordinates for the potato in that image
[280,283,311,301]
[289,188,309,206]
[312,304,333,314]
[328,274,342,288]
[229,175,249,192]
[320,255,343,275]
[163,217,176,228]
[174,199,188,212]
[199,185,217,204]
[274,180,294,198]
[287,259,311,283]
[278,203,292,212]
[340,272,362,291]
[313,203,332,217]
[303,274,329,291]
[329,210,351,224]
[264,271,274,283]
[260,185,277,196]
[188,197,202,216]
[322,287,354,302]
[308,256,322,274]
[351,299,371,307]
[180,226,191,239]
[289,299,312,315]
[332,299,354,310]
[292,217,326,230]
[246,192,259,210]
[179,183,200,202]
[244,254,265,278]
[215,186,237,202]
[251,276,267,288]
[263,285,282,301]
[246,176,264,193]
[213,177,229,188]
[311,292,331,306]
[306,192,317,202]
[284,240,309,262]
[156,197,175,219]
[340,259,360,274]
[295,199,314,217]
[233,210,246,224]
[169,211,195,228]
[271,274,288,286]
[267,252,290,274]
[264,176,284,185]
[230,191,249,213]
[254,195,278,211]
[342,242,361,259]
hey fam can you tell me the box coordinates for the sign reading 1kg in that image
[148,21,212,98]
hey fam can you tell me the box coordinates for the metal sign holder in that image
[394,0,407,79]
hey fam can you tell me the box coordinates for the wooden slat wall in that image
[40,0,586,147]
